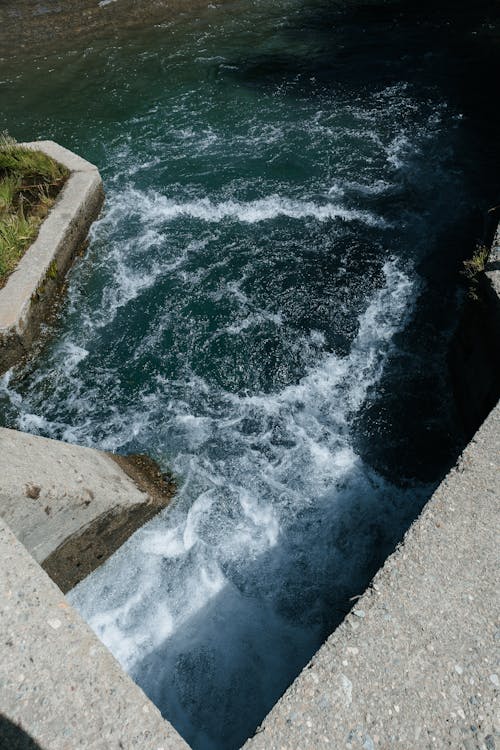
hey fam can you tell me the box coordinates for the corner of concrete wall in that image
[0,141,104,374]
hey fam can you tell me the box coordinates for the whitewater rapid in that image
[62,254,426,749]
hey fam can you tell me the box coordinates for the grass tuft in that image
[0,133,69,286]
[0,131,67,183]
[461,244,490,301]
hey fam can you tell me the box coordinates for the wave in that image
[101,187,388,228]
[68,260,423,750]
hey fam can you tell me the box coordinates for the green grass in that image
[0,132,67,183]
[0,212,36,280]
[462,244,490,301]
[0,133,69,285]
[462,244,489,279]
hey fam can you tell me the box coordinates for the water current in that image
[1,1,499,748]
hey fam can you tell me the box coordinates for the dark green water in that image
[1,1,499,748]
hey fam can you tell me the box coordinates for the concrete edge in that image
[0,514,189,750]
[243,399,500,749]
[0,427,176,594]
[43,451,177,594]
[0,141,104,374]
[485,222,500,299]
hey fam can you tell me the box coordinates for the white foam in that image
[107,187,388,228]
[68,261,419,742]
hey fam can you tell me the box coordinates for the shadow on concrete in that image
[0,716,42,750]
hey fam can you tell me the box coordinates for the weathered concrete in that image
[486,224,500,301]
[0,514,189,750]
[0,141,104,374]
[0,427,174,592]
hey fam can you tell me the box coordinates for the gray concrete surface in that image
[0,514,189,750]
[243,236,500,749]
[0,141,104,374]
[0,427,153,563]
[0,427,174,592]
[487,224,500,300]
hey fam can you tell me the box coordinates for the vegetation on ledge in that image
[461,243,490,301]
[0,134,69,287]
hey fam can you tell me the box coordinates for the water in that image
[1,1,499,748]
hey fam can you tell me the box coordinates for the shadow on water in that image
[131,458,428,750]
[0,717,41,750]
[229,0,500,485]
[124,5,500,748]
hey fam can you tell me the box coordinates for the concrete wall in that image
[0,514,189,750]
[0,141,104,375]
[0,428,175,593]
[244,402,500,750]
[242,227,500,749]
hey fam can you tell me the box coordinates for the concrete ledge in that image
[0,515,189,750]
[486,224,500,301]
[0,428,175,593]
[0,140,104,374]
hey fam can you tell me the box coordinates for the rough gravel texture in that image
[0,515,189,750]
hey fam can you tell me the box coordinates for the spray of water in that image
[64,258,427,750]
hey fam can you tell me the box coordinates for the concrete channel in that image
[0,145,498,748]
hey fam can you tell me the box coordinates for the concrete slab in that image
[486,224,500,300]
[0,141,104,374]
[0,427,175,593]
[0,514,189,750]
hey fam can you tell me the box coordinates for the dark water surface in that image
[1,2,499,748]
